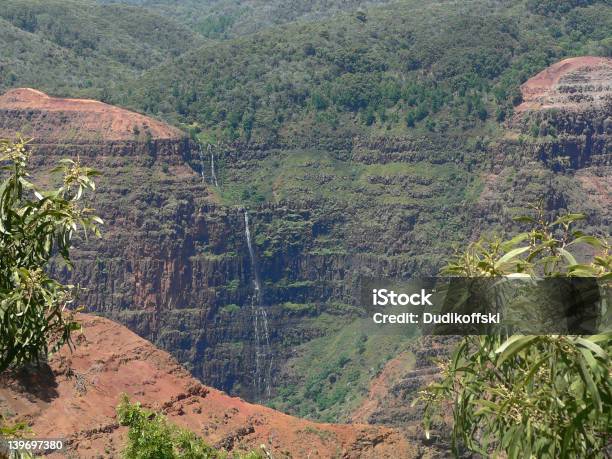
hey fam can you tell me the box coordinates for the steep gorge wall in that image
[475,57,611,234]
[0,90,419,402]
[1,57,609,413]
[351,57,611,436]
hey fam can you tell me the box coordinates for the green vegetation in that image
[0,0,203,96]
[420,207,611,457]
[0,138,101,372]
[0,417,35,458]
[271,318,416,421]
[220,304,241,314]
[1,0,609,438]
[95,0,397,38]
[225,279,240,292]
[117,395,264,458]
[217,146,482,274]
[280,302,316,313]
[117,0,611,144]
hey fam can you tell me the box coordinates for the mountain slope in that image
[0,314,418,458]
[0,18,120,96]
[0,88,184,141]
[95,0,399,38]
[116,0,611,145]
[0,0,204,96]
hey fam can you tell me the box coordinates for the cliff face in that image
[0,89,394,404]
[0,88,183,141]
[346,57,611,435]
[475,56,611,233]
[513,56,611,170]
[0,314,416,459]
[0,57,609,424]
[0,89,444,407]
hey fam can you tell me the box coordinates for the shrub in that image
[117,395,264,459]
[419,207,612,457]
[0,138,101,372]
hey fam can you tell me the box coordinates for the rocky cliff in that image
[345,56,611,437]
[0,57,609,427]
[478,56,611,231]
[0,89,394,405]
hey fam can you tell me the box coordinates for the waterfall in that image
[243,210,272,399]
[197,143,206,183]
[259,307,272,399]
[210,145,219,187]
[244,211,260,292]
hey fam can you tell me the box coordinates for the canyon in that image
[0,55,609,455]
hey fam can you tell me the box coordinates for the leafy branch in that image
[0,138,102,373]
[418,205,611,458]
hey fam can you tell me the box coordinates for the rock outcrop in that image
[0,88,183,141]
[476,56,611,234]
[516,56,611,114]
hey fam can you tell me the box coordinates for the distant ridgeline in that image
[113,0,611,146]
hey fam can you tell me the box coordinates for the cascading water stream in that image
[197,143,206,183]
[210,144,219,187]
[243,210,272,399]
[244,211,260,292]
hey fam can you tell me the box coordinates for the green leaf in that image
[568,235,603,248]
[584,333,612,344]
[576,356,602,412]
[495,335,539,365]
[501,233,529,251]
[567,264,598,277]
[552,213,585,225]
[558,248,577,266]
[494,246,530,269]
[575,338,608,359]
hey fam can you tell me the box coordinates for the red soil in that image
[351,352,415,424]
[0,314,416,458]
[0,88,183,141]
[516,56,612,112]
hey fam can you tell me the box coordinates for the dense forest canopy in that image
[112,0,612,144]
[1,0,609,141]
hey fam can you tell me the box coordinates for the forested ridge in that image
[1,0,610,141]
[114,0,611,145]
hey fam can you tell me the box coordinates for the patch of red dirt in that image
[516,56,611,112]
[575,172,612,210]
[0,88,183,141]
[0,314,417,458]
[351,352,415,424]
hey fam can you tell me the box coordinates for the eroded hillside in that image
[344,57,611,442]
[0,314,418,458]
[478,56,611,229]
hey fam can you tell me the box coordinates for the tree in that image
[418,206,611,458]
[0,138,102,373]
[117,395,264,459]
